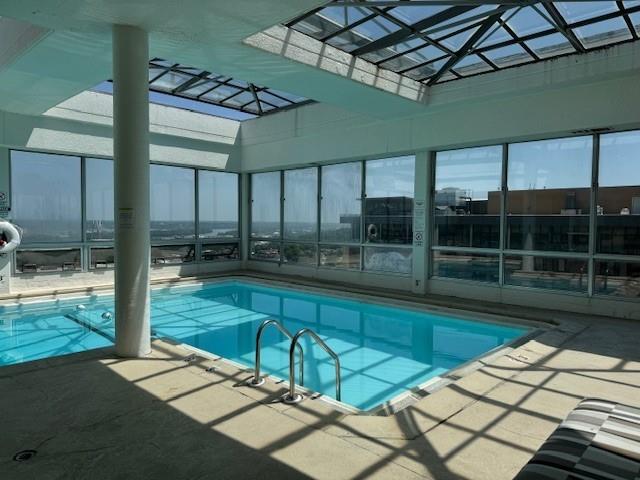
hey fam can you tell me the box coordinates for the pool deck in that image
[2,301,640,480]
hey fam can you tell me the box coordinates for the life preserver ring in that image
[0,221,21,255]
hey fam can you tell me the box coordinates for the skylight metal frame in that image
[144,59,313,116]
[286,1,640,85]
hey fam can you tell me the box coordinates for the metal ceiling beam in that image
[617,0,639,40]
[248,84,264,115]
[427,5,505,85]
[350,5,476,56]
[173,70,211,94]
[539,2,586,53]
[148,62,180,84]
[369,6,457,56]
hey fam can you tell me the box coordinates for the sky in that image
[436,132,640,200]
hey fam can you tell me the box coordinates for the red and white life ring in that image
[0,221,21,254]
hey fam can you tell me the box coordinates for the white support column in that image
[0,147,11,295]
[412,151,431,294]
[113,25,151,357]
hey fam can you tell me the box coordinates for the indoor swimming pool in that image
[0,280,528,410]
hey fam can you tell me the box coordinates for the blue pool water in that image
[0,305,112,366]
[0,281,527,410]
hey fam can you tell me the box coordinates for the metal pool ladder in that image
[249,319,304,387]
[284,328,341,404]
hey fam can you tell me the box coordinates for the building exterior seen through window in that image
[432,130,640,298]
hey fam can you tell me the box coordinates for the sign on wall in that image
[413,199,425,247]
[0,191,9,219]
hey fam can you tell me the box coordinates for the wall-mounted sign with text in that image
[0,191,9,219]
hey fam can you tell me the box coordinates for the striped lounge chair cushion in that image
[514,399,640,479]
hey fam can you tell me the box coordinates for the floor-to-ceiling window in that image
[594,130,640,297]
[320,162,362,269]
[11,151,83,272]
[432,145,502,283]
[505,136,592,292]
[150,164,196,264]
[198,170,240,262]
[364,156,414,274]
[250,171,281,261]
[86,158,115,269]
[283,167,318,266]
[10,150,241,274]
[249,155,415,274]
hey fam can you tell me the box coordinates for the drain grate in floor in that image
[13,450,37,462]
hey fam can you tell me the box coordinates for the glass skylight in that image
[285,1,640,85]
[145,59,312,116]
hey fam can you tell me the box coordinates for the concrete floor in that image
[2,311,640,479]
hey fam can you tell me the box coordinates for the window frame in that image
[249,156,416,275]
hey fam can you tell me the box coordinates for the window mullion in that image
[588,134,600,297]
[499,144,508,287]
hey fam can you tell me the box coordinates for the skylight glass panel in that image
[573,16,632,48]
[260,102,278,112]
[201,85,243,102]
[227,79,250,89]
[404,56,450,80]
[631,12,640,34]
[180,81,215,98]
[149,67,167,81]
[507,6,554,36]
[241,102,259,113]
[389,5,448,25]
[221,91,255,107]
[380,44,444,72]
[132,55,315,117]
[556,2,618,24]
[284,1,640,86]
[293,6,371,39]
[452,54,493,76]
[482,43,533,67]
[477,26,512,48]
[525,32,574,58]
[257,91,291,108]
[425,4,494,36]
[327,16,401,52]
[151,71,192,91]
[434,25,480,51]
[360,37,426,64]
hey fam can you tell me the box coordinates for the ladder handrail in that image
[251,319,303,387]
[287,328,341,402]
